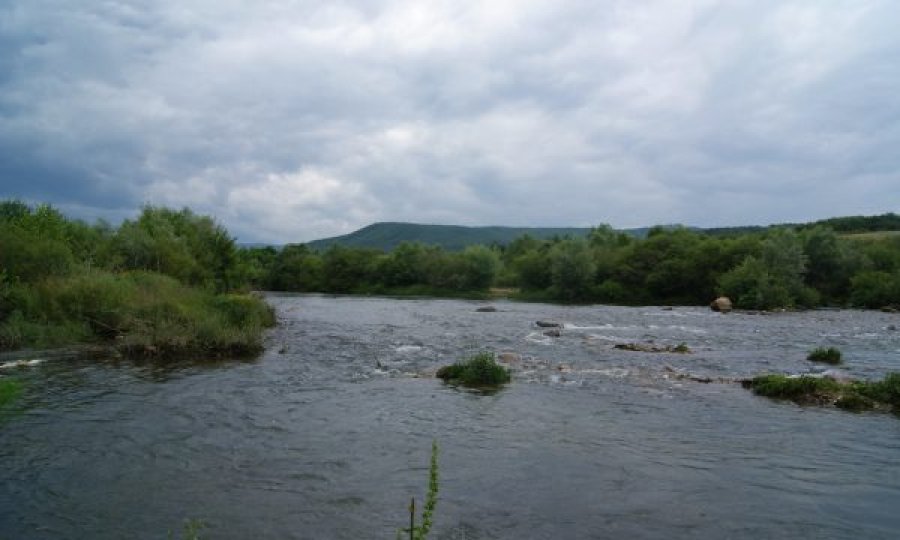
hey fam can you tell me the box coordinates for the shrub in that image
[436,352,511,387]
[807,347,842,365]
[0,270,275,356]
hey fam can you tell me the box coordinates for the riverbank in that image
[0,270,275,357]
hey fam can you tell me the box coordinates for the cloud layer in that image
[1,0,898,242]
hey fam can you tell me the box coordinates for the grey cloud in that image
[1,0,898,242]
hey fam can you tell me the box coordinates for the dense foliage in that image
[436,352,511,387]
[254,242,501,297]
[0,201,274,354]
[807,347,843,365]
[257,217,900,309]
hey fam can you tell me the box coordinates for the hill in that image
[306,222,599,251]
[302,213,900,252]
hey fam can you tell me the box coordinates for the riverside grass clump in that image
[436,352,511,387]
[745,373,900,413]
[0,270,275,356]
[807,346,843,365]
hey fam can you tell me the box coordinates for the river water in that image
[1,294,899,539]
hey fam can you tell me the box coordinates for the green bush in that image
[436,352,511,387]
[807,347,842,365]
[0,270,275,356]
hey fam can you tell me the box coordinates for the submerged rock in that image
[497,352,522,364]
[614,342,691,353]
[543,328,561,338]
[536,320,562,328]
[476,306,498,312]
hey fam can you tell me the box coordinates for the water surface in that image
[2,294,899,539]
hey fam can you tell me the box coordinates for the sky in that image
[1,1,898,243]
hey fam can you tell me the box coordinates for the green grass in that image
[436,352,511,387]
[746,373,900,413]
[0,270,275,356]
[807,347,842,365]
[747,374,840,404]
[0,378,22,408]
[852,373,900,409]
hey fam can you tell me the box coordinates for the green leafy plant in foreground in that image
[436,352,511,387]
[0,378,22,408]
[399,441,439,540]
[807,346,843,365]
[167,518,205,540]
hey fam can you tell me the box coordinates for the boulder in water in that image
[710,297,733,313]
[536,320,562,328]
[476,306,498,312]
[543,328,561,338]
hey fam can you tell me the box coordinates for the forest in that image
[250,220,900,310]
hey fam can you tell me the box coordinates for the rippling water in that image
[2,294,900,539]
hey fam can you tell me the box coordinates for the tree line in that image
[2,200,898,321]
[250,222,900,309]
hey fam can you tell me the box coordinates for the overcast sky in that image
[1,1,898,243]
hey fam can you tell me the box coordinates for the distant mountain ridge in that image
[301,213,900,252]
[306,222,657,251]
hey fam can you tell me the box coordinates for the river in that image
[1,294,899,539]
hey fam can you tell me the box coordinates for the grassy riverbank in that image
[1,201,275,357]
[1,270,274,356]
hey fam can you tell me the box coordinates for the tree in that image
[112,206,240,292]
[268,244,324,291]
[321,245,380,293]
[719,228,818,309]
[549,238,595,301]
[378,242,430,287]
[456,245,500,290]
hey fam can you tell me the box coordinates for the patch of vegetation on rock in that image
[614,342,691,353]
[807,346,842,365]
[744,373,900,414]
[436,352,511,387]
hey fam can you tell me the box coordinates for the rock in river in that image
[710,296,733,313]
[536,320,562,328]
